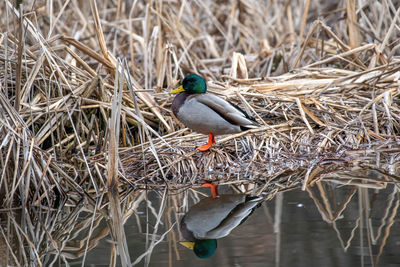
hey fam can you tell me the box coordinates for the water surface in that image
[69,184,400,266]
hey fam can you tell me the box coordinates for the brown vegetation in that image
[0,0,399,265]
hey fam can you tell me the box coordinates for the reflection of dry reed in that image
[0,0,399,266]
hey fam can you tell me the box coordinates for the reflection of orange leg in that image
[202,183,219,199]
[196,133,216,151]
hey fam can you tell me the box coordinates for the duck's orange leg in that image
[202,183,219,199]
[196,133,216,151]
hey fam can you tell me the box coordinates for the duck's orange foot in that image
[202,183,219,199]
[196,133,216,151]
[196,144,213,151]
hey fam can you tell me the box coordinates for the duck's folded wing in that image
[206,196,263,239]
[182,195,248,239]
[195,94,259,128]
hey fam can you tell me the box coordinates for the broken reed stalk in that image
[106,61,132,266]
[346,0,360,49]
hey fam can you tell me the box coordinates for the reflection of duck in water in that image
[180,183,263,258]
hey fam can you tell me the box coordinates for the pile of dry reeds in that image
[123,58,400,190]
[0,0,400,265]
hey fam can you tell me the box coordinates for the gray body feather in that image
[172,93,259,135]
[180,194,263,240]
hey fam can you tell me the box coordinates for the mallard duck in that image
[180,184,263,258]
[170,74,259,151]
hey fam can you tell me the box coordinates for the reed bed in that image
[123,61,400,192]
[0,0,399,266]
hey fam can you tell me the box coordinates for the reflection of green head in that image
[194,239,217,258]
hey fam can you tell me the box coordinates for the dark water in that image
[67,184,400,267]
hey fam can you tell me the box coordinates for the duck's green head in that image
[180,239,217,258]
[171,74,207,95]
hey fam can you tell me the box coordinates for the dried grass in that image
[0,0,399,266]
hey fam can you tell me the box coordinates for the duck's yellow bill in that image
[170,85,184,94]
[179,241,195,250]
